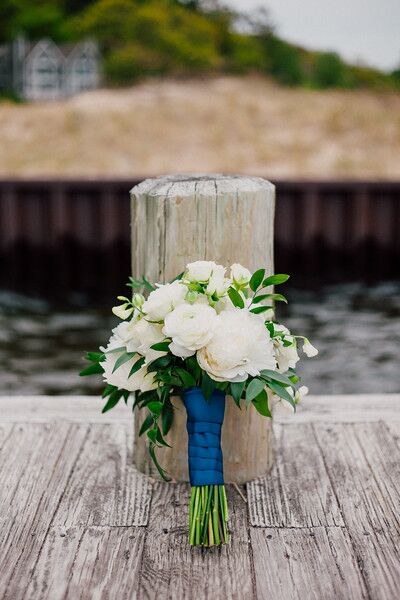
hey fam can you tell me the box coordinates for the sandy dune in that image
[0,76,399,178]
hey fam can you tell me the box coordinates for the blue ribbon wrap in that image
[182,387,225,487]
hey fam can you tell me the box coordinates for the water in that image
[0,282,399,396]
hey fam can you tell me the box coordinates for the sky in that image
[226,0,400,72]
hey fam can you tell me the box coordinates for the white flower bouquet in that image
[80,261,317,547]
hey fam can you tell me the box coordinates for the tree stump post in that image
[130,174,275,483]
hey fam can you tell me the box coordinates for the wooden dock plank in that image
[247,423,343,528]
[136,483,254,600]
[251,526,368,600]
[275,394,400,424]
[314,423,400,600]
[0,424,88,599]
[25,526,146,600]
[52,424,152,528]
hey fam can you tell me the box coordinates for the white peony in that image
[163,303,218,358]
[124,318,166,363]
[142,280,186,321]
[101,331,157,392]
[303,339,319,357]
[185,260,217,282]
[230,263,251,286]
[197,308,275,382]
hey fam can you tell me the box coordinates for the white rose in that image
[303,339,318,357]
[197,308,275,382]
[230,263,251,286]
[206,264,230,297]
[185,260,217,282]
[124,318,166,363]
[163,303,217,358]
[142,280,186,321]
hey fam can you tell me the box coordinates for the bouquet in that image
[80,261,317,547]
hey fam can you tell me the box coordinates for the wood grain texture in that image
[53,423,152,528]
[275,394,400,424]
[25,526,146,600]
[251,526,368,600]
[131,174,275,482]
[0,396,132,423]
[0,424,88,599]
[136,482,255,600]
[314,423,400,600]
[247,423,343,528]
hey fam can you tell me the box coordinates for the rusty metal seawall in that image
[0,179,398,303]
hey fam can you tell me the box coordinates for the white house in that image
[0,37,100,101]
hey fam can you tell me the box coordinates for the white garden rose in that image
[206,264,230,297]
[142,280,186,321]
[163,303,218,358]
[230,263,251,286]
[197,308,275,382]
[185,260,217,282]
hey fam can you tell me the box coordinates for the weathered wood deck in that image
[0,395,399,599]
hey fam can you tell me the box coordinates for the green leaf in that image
[250,306,273,314]
[147,428,158,443]
[245,378,266,406]
[230,381,246,407]
[250,268,265,292]
[149,443,171,482]
[147,401,163,416]
[175,368,196,389]
[155,426,171,448]
[228,287,245,309]
[161,402,174,436]
[147,355,173,372]
[85,351,105,362]
[263,293,288,304]
[139,413,154,436]
[262,274,290,287]
[128,356,145,378]
[79,363,104,376]
[105,346,126,354]
[260,369,293,387]
[201,372,216,400]
[102,383,115,398]
[252,389,272,417]
[101,390,122,413]
[267,380,295,408]
[150,341,171,352]
[112,352,136,373]
[251,294,271,304]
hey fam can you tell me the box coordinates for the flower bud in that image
[132,293,145,308]
[185,290,198,304]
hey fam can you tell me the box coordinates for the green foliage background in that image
[1,0,398,90]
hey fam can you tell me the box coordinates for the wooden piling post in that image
[131,175,275,483]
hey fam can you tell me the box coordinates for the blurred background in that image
[0,0,399,397]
